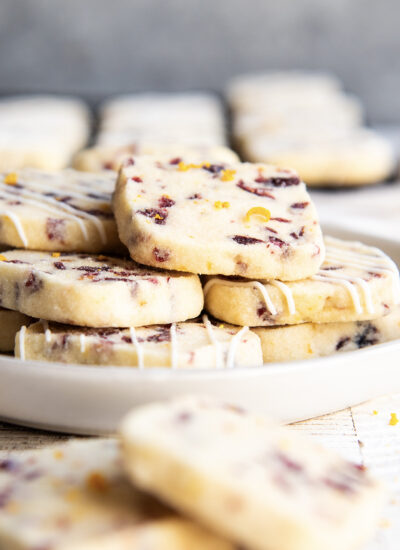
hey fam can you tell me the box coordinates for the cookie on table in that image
[113,156,324,280]
[0,250,203,327]
[0,439,233,550]
[73,144,239,173]
[204,236,400,326]
[120,396,384,550]
[242,128,395,187]
[15,317,262,368]
[0,168,121,253]
[253,306,400,363]
[0,307,31,352]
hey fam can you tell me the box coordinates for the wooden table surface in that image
[1,393,399,549]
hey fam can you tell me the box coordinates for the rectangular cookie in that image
[120,396,385,550]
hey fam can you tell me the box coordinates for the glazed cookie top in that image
[114,156,324,280]
[0,168,117,250]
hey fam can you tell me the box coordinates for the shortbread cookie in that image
[0,250,203,327]
[114,157,324,280]
[204,236,400,326]
[242,129,395,186]
[0,307,31,352]
[15,318,262,368]
[0,168,121,253]
[0,439,233,550]
[73,144,239,173]
[120,396,384,550]
[254,307,400,362]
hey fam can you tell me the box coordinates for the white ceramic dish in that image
[0,224,399,434]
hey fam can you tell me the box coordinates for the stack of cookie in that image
[0,95,90,171]
[0,155,399,367]
[73,92,237,173]
[228,71,395,187]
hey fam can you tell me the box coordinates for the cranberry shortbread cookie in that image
[120,396,384,550]
[204,236,400,326]
[253,307,400,362]
[15,318,262,368]
[0,439,233,550]
[0,307,31,352]
[0,250,203,327]
[0,169,121,253]
[73,144,239,173]
[113,157,324,280]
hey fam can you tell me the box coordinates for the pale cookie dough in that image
[204,236,400,326]
[73,144,239,173]
[0,439,233,550]
[113,157,324,280]
[253,307,400,362]
[0,168,121,253]
[120,396,385,550]
[15,318,262,368]
[0,307,31,352]
[0,250,203,327]
[242,128,395,186]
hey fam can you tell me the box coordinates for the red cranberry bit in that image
[203,164,224,174]
[188,193,202,200]
[146,326,171,342]
[257,305,267,317]
[124,158,135,166]
[275,452,303,473]
[132,176,143,183]
[270,217,291,223]
[53,261,66,270]
[290,226,305,240]
[232,235,264,245]
[24,272,43,292]
[102,161,114,170]
[46,218,66,243]
[268,236,287,248]
[153,247,170,262]
[137,208,168,225]
[0,458,20,472]
[255,175,300,187]
[169,157,181,165]
[158,195,175,208]
[176,411,193,422]
[291,202,309,209]
[237,180,275,200]
[336,336,351,350]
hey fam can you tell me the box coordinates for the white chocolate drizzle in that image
[40,320,52,343]
[202,314,223,368]
[80,334,86,353]
[129,327,144,369]
[226,326,249,369]
[203,279,278,316]
[170,323,178,369]
[18,325,26,360]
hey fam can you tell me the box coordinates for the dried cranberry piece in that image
[53,261,66,270]
[46,218,66,243]
[146,326,171,342]
[24,272,43,292]
[355,324,378,348]
[291,202,309,209]
[237,180,275,200]
[0,458,19,472]
[176,411,193,422]
[124,158,135,166]
[169,157,181,165]
[275,452,303,472]
[268,236,287,248]
[336,337,351,350]
[270,217,291,223]
[158,196,175,208]
[102,161,114,170]
[232,235,264,245]
[132,176,142,183]
[290,226,305,240]
[188,193,202,200]
[255,176,300,187]
[137,208,168,225]
[153,247,170,262]
[203,164,224,174]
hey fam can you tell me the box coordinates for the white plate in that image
[0,225,399,435]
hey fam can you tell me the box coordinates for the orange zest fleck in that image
[0,254,7,262]
[244,206,271,224]
[214,201,230,209]
[220,169,236,182]
[51,252,61,258]
[4,172,18,185]
[177,161,206,172]
[373,410,378,415]
[53,450,64,460]
[154,213,163,220]
[86,471,109,492]
[389,413,399,426]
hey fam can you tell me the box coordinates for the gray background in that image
[0,0,399,123]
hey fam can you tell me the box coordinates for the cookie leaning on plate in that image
[15,318,262,368]
[120,396,385,550]
[113,156,324,280]
[0,250,203,327]
[0,439,233,550]
[0,168,121,253]
[253,306,400,362]
[204,236,400,326]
